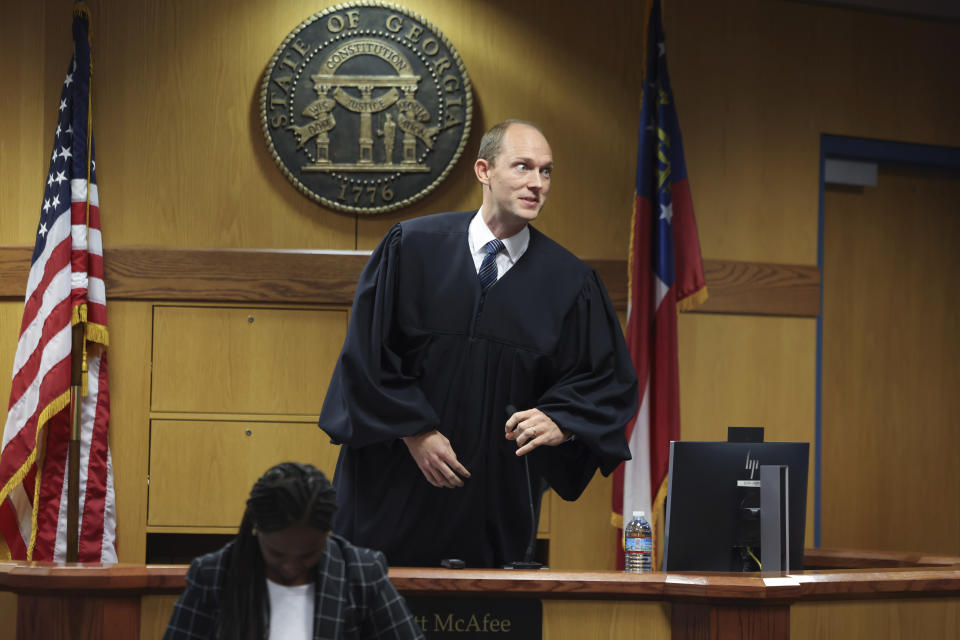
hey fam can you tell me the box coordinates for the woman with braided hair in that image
[164,462,423,640]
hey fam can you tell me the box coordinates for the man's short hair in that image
[477,119,545,165]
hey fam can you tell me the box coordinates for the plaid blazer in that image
[164,534,424,639]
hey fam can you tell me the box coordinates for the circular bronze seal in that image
[259,1,473,214]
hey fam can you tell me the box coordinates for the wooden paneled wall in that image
[0,0,959,607]
[1,0,648,256]
[665,0,960,559]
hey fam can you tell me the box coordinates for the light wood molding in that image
[145,526,237,535]
[0,247,820,317]
[699,259,820,317]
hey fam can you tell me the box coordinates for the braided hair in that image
[216,462,338,640]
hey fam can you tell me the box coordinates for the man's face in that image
[476,124,554,227]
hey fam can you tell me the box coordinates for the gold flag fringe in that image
[677,285,708,312]
[72,4,90,20]
[85,322,109,349]
[610,510,624,532]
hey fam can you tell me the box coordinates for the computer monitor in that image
[662,440,809,572]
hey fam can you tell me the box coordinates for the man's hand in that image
[402,430,471,488]
[505,408,569,456]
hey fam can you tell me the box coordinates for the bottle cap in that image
[632,510,644,517]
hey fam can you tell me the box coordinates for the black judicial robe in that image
[318,211,637,568]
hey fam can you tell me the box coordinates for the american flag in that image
[0,6,116,562]
[612,0,706,569]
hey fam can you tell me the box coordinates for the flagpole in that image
[67,324,85,562]
[66,0,94,564]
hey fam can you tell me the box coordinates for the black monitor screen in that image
[662,441,809,572]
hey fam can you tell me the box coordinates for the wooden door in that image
[821,165,960,554]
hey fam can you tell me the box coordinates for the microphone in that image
[505,404,543,569]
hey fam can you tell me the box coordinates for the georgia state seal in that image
[259,1,473,215]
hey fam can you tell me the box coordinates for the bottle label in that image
[625,536,652,553]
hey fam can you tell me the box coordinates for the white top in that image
[266,578,315,640]
[468,209,530,282]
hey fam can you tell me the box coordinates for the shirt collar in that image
[469,209,530,263]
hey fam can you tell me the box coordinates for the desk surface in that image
[2,548,958,603]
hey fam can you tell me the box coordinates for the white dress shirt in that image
[468,209,530,282]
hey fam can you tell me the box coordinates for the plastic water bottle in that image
[624,510,653,573]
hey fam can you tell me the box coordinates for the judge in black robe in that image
[318,121,637,568]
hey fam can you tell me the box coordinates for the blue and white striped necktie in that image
[478,238,505,290]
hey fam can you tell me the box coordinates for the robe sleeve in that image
[318,224,441,448]
[532,269,637,497]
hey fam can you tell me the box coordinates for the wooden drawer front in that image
[151,305,346,414]
[148,420,340,528]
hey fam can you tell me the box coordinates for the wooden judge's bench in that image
[2,548,959,639]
